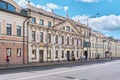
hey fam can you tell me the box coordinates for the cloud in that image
[72,15,120,31]
[63,6,69,11]
[46,3,59,10]
[75,0,99,3]
[14,0,69,12]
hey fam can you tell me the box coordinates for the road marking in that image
[16,61,118,80]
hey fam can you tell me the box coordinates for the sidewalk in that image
[0,58,119,70]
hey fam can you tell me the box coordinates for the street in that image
[0,60,120,80]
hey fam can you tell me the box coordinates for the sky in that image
[14,0,120,39]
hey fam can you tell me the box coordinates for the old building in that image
[0,0,28,65]
[27,3,84,63]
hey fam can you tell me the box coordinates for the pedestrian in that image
[6,55,9,66]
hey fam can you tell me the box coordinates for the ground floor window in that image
[32,49,36,59]
[61,50,64,58]
[6,48,11,57]
[77,51,79,58]
[55,50,58,59]
[47,50,51,59]
[17,48,21,57]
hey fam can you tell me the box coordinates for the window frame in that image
[32,31,36,41]
[17,48,21,57]
[17,26,21,37]
[6,48,11,57]
[48,21,51,27]
[32,49,36,59]
[40,32,43,42]
[6,24,12,35]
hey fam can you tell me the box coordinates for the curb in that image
[0,58,119,70]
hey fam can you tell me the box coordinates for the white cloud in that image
[14,0,28,8]
[63,6,69,11]
[46,3,59,10]
[14,0,69,12]
[75,0,99,3]
[72,15,120,31]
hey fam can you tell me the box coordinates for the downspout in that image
[23,17,29,64]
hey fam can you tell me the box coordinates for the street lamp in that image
[87,13,100,60]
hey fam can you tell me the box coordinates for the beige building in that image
[27,3,84,63]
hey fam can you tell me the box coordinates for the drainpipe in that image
[23,17,30,64]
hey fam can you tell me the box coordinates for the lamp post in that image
[83,13,100,61]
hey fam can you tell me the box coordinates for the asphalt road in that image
[0,60,120,80]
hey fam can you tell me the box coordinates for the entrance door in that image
[84,51,88,60]
[67,51,70,61]
[39,50,44,63]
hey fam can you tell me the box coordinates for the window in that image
[61,50,64,58]
[48,34,51,43]
[72,38,74,45]
[55,50,58,58]
[32,31,35,41]
[56,35,58,43]
[62,36,64,44]
[47,50,51,59]
[17,26,21,36]
[6,48,11,57]
[0,1,7,9]
[6,24,12,35]
[77,39,79,46]
[77,51,79,58]
[17,48,21,57]
[31,17,36,24]
[67,37,69,45]
[62,27,65,30]
[8,4,15,12]
[48,21,51,27]
[66,26,70,31]
[71,29,74,32]
[0,1,16,12]
[40,32,43,42]
[39,19,44,25]
[32,50,36,59]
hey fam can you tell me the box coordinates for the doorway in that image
[39,50,44,63]
[67,51,70,61]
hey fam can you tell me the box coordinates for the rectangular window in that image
[77,51,79,58]
[6,48,11,57]
[56,35,58,43]
[17,48,21,57]
[39,19,44,25]
[77,39,79,46]
[72,38,74,45]
[40,32,43,42]
[17,26,21,36]
[32,49,36,59]
[62,36,64,44]
[66,26,70,31]
[61,50,64,58]
[6,24,12,35]
[48,34,51,43]
[55,50,58,58]
[32,31,35,41]
[48,21,51,27]
[67,37,69,45]
[31,17,36,24]
[47,50,51,59]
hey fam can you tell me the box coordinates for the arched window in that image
[0,1,15,12]
[0,1,7,9]
[8,3,15,12]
